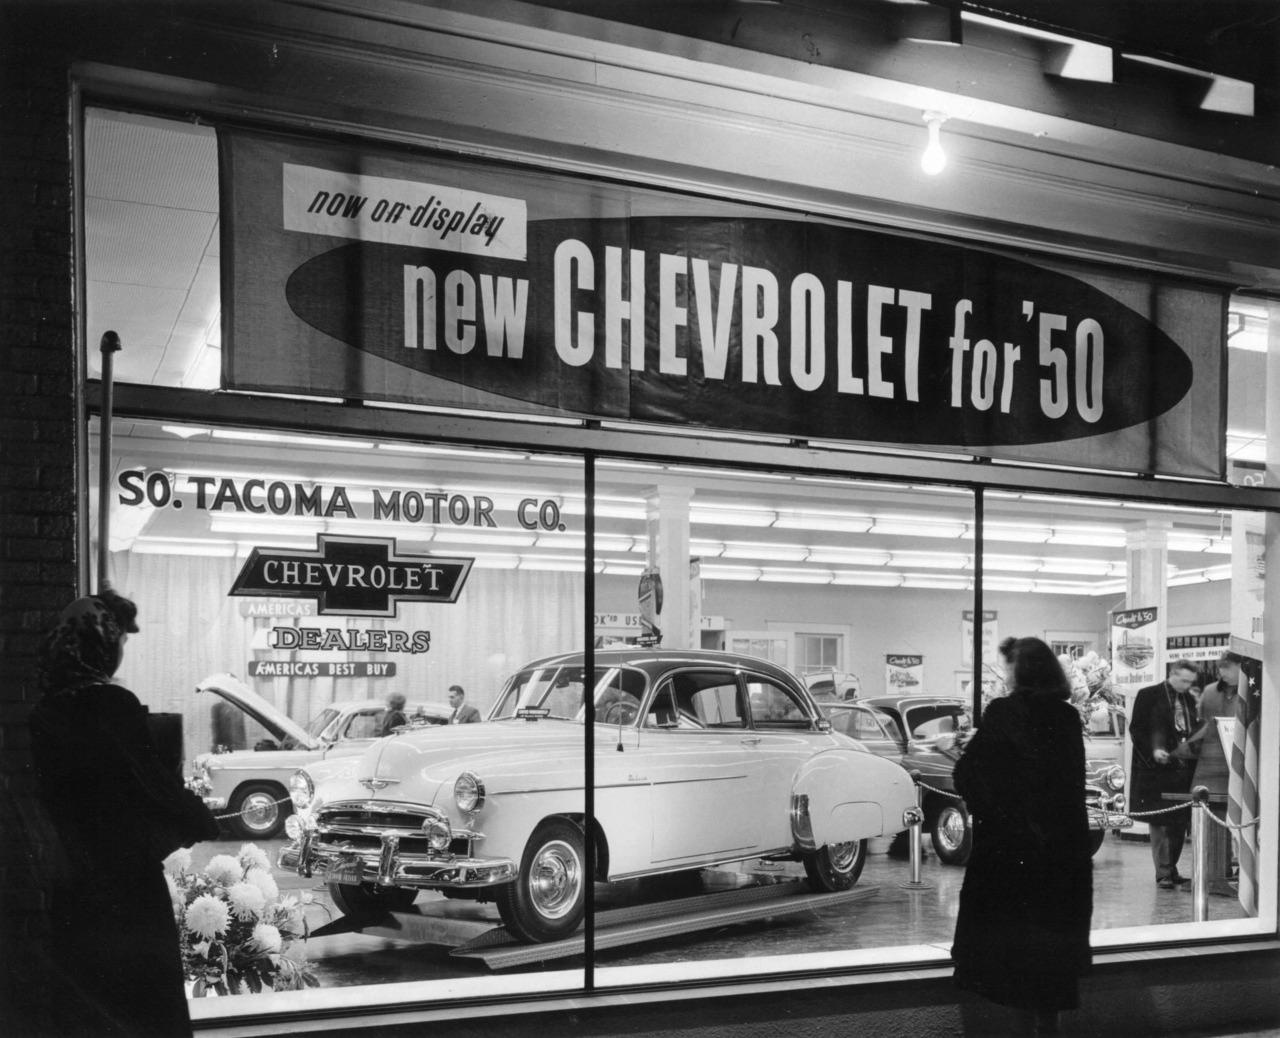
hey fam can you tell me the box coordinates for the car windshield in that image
[489,665,646,722]
[902,702,971,741]
[304,707,341,740]
[824,704,901,742]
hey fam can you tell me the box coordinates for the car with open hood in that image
[187,673,452,838]
[280,648,918,944]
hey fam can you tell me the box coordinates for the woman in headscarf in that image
[951,636,1093,1036]
[30,590,219,1038]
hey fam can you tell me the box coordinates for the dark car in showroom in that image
[845,695,1127,864]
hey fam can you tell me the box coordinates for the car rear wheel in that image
[931,802,973,865]
[803,838,867,892]
[227,782,289,840]
[497,818,586,943]
[328,882,419,918]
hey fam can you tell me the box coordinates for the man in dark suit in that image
[1129,659,1199,889]
[448,684,481,724]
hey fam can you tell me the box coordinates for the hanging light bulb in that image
[921,111,949,175]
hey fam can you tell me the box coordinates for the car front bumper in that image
[279,802,517,889]
[1088,793,1133,832]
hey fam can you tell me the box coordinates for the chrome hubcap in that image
[937,807,967,851]
[529,839,582,919]
[829,840,860,874]
[241,792,279,831]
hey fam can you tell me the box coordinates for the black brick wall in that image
[0,6,78,1034]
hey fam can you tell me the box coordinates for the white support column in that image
[644,485,693,648]
[1122,520,1170,839]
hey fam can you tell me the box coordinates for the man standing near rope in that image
[1129,660,1199,890]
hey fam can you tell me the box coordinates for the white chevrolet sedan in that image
[281,648,917,943]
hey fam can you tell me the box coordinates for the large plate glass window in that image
[981,491,1276,944]
[589,460,976,979]
[89,417,587,1001]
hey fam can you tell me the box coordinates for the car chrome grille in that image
[318,803,435,834]
[314,802,473,858]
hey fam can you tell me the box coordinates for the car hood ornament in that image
[358,777,399,792]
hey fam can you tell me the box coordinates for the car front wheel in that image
[1088,828,1107,856]
[497,818,586,943]
[227,782,289,840]
[931,802,973,865]
[803,838,867,892]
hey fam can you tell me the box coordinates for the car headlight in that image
[1106,765,1125,791]
[422,817,452,852]
[454,771,485,813]
[289,770,315,810]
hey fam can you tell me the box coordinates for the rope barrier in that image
[211,795,292,823]
[915,780,963,801]
[911,778,1259,829]
[1200,806,1261,832]
[1124,802,1191,819]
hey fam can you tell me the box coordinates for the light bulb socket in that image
[920,111,949,175]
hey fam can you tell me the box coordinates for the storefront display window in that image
[80,104,1276,1019]
[90,416,588,997]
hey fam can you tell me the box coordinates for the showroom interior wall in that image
[2,2,1280,1036]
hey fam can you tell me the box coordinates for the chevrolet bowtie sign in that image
[230,535,473,617]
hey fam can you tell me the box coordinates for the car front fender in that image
[790,751,916,849]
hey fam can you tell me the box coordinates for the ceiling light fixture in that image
[921,111,949,175]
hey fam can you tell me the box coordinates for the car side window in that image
[644,683,681,728]
[344,710,384,740]
[827,708,858,738]
[747,678,809,728]
[660,671,744,729]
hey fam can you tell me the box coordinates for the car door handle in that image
[740,736,761,746]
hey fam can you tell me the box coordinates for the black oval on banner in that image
[284,217,1194,448]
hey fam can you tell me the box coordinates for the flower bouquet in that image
[1057,650,1124,733]
[163,844,319,996]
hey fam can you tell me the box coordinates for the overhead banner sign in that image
[222,131,1226,478]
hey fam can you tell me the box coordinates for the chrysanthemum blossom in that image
[238,844,271,872]
[227,882,267,921]
[246,868,279,903]
[251,923,283,954]
[163,848,192,876]
[204,854,243,886]
[185,894,230,940]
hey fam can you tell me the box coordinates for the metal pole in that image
[900,771,932,890]
[97,330,122,593]
[1191,785,1209,922]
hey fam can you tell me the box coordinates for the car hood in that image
[197,672,319,751]
[198,746,324,772]
[319,719,588,809]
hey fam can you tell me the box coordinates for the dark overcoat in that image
[951,690,1093,1012]
[1128,681,1197,814]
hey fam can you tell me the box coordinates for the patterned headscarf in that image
[38,595,129,694]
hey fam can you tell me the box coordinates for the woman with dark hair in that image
[951,636,1093,1036]
[29,591,219,1037]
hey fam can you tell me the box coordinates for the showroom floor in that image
[190,828,1248,986]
